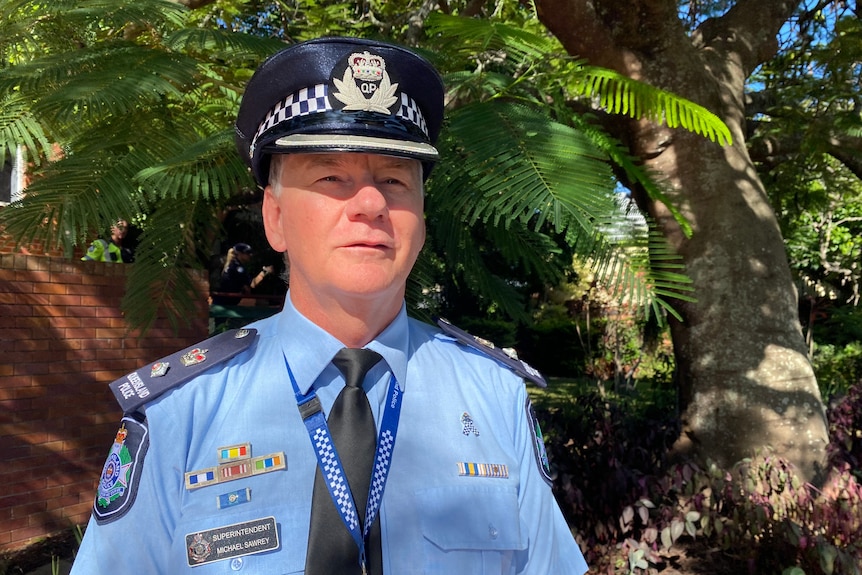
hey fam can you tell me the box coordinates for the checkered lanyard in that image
[285,350,403,574]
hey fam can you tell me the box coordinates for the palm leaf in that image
[0,93,52,167]
[136,129,254,201]
[434,101,617,234]
[572,67,733,145]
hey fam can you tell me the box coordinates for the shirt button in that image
[230,557,244,571]
[489,524,499,539]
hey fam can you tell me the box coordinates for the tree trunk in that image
[534,0,829,482]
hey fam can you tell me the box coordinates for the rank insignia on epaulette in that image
[436,317,547,387]
[181,348,208,367]
[150,362,169,378]
[109,329,258,414]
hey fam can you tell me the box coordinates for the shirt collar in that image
[277,292,410,395]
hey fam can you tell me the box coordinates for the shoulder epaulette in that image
[436,318,547,388]
[109,328,258,414]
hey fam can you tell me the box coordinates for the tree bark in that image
[534,0,829,482]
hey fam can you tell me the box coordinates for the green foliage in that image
[0,0,702,333]
[812,342,862,402]
[536,389,862,574]
[570,66,732,146]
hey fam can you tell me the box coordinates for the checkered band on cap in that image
[249,84,429,159]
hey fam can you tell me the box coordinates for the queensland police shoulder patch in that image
[526,398,554,487]
[93,416,149,524]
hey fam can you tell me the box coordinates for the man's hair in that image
[269,155,284,196]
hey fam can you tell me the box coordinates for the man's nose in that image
[346,183,388,220]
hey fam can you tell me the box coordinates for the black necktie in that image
[305,348,384,575]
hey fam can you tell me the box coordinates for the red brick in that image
[11,501,47,519]
[14,339,50,352]
[49,360,80,374]
[2,517,30,532]
[18,293,50,307]
[47,294,81,306]
[13,362,49,376]
[53,272,82,285]
[65,306,97,318]
[45,494,79,511]
[9,526,49,545]
[0,305,29,320]
[0,398,32,411]
[24,258,49,272]
[32,282,67,295]
[1,478,47,498]
[0,444,31,460]
[95,307,124,320]
[63,328,97,340]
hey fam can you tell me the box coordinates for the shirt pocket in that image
[172,505,307,574]
[415,485,525,574]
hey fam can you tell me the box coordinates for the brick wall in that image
[0,251,209,551]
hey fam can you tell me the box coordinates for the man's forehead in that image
[285,153,421,170]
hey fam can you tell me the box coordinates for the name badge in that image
[186,516,279,567]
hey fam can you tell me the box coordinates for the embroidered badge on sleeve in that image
[93,416,149,524]
[526,398,554,487]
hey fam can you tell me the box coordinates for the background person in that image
[71,37,588,574]
[211,242,274,305]
[80,219,133,263]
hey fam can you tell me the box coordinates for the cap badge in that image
[333,51,398,114]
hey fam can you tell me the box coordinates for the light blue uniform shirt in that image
[72,295,588,574]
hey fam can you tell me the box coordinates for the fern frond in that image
[426,13,557,63]
[165,29,286,62]
[136,129,253,200]
[0,92,52,167]
[573,66,733,145]
[434,101,617,234]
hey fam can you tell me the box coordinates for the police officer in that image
[81,219,131,263]
[71,37,588,574]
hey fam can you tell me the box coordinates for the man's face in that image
[262,152,425,305]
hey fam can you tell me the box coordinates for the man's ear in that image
[262,185,288,253]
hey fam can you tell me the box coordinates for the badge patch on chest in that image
[186,516,279,566]
[93,416,149,524]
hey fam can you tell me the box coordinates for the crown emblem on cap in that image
[333,51,398,114]
[350,51,385,81]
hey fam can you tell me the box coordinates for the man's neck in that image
[288,286,403,348]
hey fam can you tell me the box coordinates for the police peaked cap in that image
[235,37,445,187]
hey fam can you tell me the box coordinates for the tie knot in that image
[332,348,383,389]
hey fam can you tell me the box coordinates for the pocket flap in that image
[416,485,525,551]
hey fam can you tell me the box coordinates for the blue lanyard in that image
[285,354,404,573]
